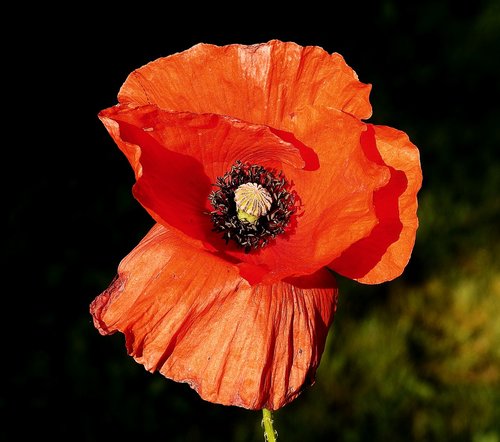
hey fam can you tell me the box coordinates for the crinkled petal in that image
[328,125,422,283]
[98,104,306,244]
[91,223,338,410]
[118,40,372,126]
[223,108,391,282]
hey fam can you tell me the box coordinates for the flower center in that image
[208,161,297,253]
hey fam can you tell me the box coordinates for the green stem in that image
[262,408,277,441]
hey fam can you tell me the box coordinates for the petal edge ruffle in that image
[118,40,372,128]
[90,223,338,410]
[328,125,422,283]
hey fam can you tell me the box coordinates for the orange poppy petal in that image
[91,223,338,410]
[328,125,422,283]
[223,108,390,282]
[118,40,372,127]
[98,104,306,244]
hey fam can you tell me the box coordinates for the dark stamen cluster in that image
[208,161,297,253]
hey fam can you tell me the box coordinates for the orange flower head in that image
[90,41,422,410]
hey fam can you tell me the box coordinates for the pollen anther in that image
[208,161,297,252]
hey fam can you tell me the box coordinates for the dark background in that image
[6,1,499,441]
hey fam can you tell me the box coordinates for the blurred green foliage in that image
[280,246,500,442]
[6,1,499,441]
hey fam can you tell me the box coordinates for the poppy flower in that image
[90,40,422,410]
